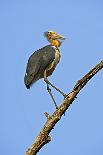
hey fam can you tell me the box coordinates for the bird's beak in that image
[44,31,65,40]
[53,32,65,40]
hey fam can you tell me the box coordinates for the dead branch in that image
[25,60,103,155]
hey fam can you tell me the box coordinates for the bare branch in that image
[25,60,103,155]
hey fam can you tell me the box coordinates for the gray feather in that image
[24,45,56,88]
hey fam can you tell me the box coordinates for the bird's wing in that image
[24,45,55,88]
[39,45,56,70]
[26,45,55,74]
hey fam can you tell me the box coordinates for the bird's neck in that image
[48,39,61,47]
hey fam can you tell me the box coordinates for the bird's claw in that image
[62,93,68,99]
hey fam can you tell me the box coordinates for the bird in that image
[24,30,66,109]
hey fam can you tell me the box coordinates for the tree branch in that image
[25,60,103,155]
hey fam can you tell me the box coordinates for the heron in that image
[24,31,66,109]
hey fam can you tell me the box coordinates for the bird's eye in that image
[47,32,52,38]
[48,32,52,34]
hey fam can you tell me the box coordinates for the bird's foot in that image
[61,92,68,99]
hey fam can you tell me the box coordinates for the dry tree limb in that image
[25,60,103,155]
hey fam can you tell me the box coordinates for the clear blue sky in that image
[1,0,103,155]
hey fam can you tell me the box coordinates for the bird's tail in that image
[24,74,33,89]
[24,73,40,89]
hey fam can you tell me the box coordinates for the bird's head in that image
[44,31,65,47]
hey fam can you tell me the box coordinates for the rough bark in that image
[25,60,103,155]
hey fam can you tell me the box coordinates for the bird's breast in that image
[46,46,61,76]
[54,47,61,65]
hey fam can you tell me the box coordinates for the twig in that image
[25,60,103,155]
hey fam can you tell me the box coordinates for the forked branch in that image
[25,60,103,155]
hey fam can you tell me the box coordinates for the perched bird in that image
[24,31,66,109]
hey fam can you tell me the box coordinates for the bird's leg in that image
[46,84,58,109]
[44,70,67,98]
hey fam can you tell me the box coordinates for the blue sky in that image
[1,0,103,155]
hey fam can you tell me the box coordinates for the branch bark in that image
[25,60,103,155]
